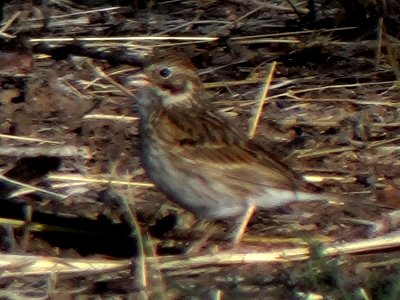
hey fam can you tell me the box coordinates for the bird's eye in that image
[159,67,172,78]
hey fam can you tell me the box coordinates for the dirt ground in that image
[0,0,400,298]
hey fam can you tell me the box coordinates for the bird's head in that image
[128,54,205,114]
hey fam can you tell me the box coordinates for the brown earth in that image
[0,0,400,298]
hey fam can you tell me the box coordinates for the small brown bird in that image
[129,54,331,242]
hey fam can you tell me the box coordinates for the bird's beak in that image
[124,72,151,88]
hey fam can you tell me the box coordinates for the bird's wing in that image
[171,142,301,191]
[166,111,315,193]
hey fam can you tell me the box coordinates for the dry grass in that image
[0,0,399,298]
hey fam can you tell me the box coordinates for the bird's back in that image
[139,107,324,219]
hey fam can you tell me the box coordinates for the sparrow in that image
[128,54,332,241]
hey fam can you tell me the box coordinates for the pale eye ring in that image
[159,67,172,78]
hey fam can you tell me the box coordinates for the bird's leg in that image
[186,218,217,254]
[231,205,256,245]
[185,206,257,252]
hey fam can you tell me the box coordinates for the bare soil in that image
[0,0,400,298]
